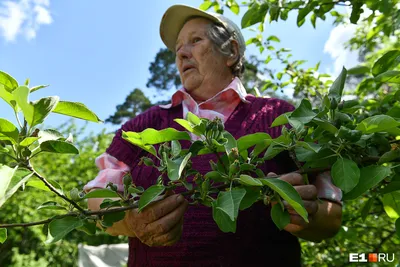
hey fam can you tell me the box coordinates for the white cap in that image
[160,4,246,56]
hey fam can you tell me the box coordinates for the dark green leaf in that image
[271,204,290,230]
[237,133,271,153]
[46,216,83,244]
[239,175,263,186]
[239,187,260,210]
[297,6,312,27]
[212,201,237,233]
[215,188,246,221]
[241,3,269,28]
[290,99,316,123]
[356,115,400,134]
[76,221,96,235]
[83,189,119,199]
[0,228,7,244]
[223,131,237,155]
[40,140,79,154]
[380,181,400,195]
[328,67,347,103]
[343,166,391,200]
[0,71,18,92]
[261,178,308,222]
[375,71,400,83]
[379,149,400,164]
[204,171,226,182]
[188,140,205,157]
[361,198,374,222]
[295,147,315,162]
[296,141,322,153]
[53,101,102,122]
[264,144,285,160]
[396,218,400,238]
[312,118,338,134]
[372,50,400,76]
[350,3,363,24]
[348,65,370,75]
[0,118,19,144]
[331,158,360,193]
[138,185,165,212]
[102,211,126,227]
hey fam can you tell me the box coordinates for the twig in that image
[373,231,396,253]
[27,165,86,213]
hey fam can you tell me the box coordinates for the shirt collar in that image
[159,77,250,109]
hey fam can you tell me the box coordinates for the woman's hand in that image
[268,172,318,233]
[126,193,188,247]
[268,172,342,242]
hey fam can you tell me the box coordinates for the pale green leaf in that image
[0,168,34,208]
[0,71,18,92]
[239,175,263,186]
[356,115,400,134]
[53,101,102,123]
[0,118,19,144]
[382,191,400,219]
[0,228,7,244]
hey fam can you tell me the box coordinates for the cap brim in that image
[160,5,222,52]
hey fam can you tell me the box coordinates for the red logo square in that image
[368,253,378,262]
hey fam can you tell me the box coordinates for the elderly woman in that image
[86,4,342,267]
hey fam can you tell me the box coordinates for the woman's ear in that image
[226,40,240,67]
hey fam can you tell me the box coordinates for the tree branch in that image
[373,231,396,253]
[27,165,87,213]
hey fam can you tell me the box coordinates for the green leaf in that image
[380,181,400,195]
[328,67,347,103]
[46,216,83,244]
[199,1,213,11]
[223,131,237,155]
[361,198,374,222]
[40,140,79,154]
[350,2,362,23]
[37,201,68,211]
[239,175,263,186]
[102,211,126,227]
[295,147,315,162]
[37,129,64,144]
[179,152,192,178]
[312,118,338,134]
[26,178,63,194]
[142,128,191,144]
[372,50,400,76]
[19,137,39,147]
[375,71,400,83]
[356,115,400,134]
[271,112,292,127]
[263,144,285,160]
[53,101,102,123]
[76,221,97,235]
[30,84,49,93]
[0,71,18,92]
[331,158,360,193]
[171,140,181,158]
[166,157,182,181]
[271,204,290,230]
[310,13,316,28]
[13,86,34,125]
[241,3,269,29]
[297,7,312,27]
[212,201,237,233]
[382,191,400,219]
[239,187,260,210]
[290,99,316,123]
[121,131,156,156]
[83,189,119,199]
[187,112,201,125]
[138,185,165,212]
[215,188,246,221]
[296,141,321,153]
[229,1,240,14]
[237,133,271,153]
[30,96,60,126]
[267,35,280,42]
[204,171,226,182]
[379,149,400,164]
[0,228,7,244]
[0,119,19,144]
[0,167,33,208]
[188,140,205,157]
[343,165,391,200]
[0,84,18,111]
[260,178,308,222]
[347,65,370,75]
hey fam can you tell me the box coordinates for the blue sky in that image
[0,0,358,134]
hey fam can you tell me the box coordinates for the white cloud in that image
[0,0,52,42]
[324,24,359,77]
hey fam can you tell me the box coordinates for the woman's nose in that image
[176,44,192,60]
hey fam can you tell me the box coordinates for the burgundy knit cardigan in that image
[106,95,301,267]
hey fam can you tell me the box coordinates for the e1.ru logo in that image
[349,253,395,263]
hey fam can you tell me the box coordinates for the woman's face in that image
[175,18,233,101]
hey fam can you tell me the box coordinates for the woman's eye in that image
[192,37,201,43]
